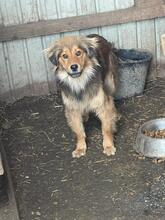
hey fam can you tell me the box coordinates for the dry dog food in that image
[144,129,165,138]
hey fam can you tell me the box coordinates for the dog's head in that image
[45,35,99,78]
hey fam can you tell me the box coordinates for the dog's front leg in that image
[65,109,87,158]
[96,97,117,156]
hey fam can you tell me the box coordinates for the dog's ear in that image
[86,46,97,58]
[48,52,58,66]
[81,36,98,58]
[44,43,61,67]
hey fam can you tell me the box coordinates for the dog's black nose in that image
[70,64,78,71]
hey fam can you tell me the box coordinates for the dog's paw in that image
[72,148,86,158]
[103,146,116,156]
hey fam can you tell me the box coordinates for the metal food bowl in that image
[135,118,165,158]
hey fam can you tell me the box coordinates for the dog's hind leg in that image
[65,109,87,158]
[96,96,117,156]
[104,71,116,95]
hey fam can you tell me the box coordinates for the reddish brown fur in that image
[59,46,87,74]
[46,34,119,158]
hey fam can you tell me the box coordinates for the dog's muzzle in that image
[69,64,81,78]
[68,72,81,78]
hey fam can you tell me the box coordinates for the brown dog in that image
[45,34,119,158]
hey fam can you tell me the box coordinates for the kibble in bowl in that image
[135,118,165,158]
[144,129,165,139]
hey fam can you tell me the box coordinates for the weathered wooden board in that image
[77,0,99,35]
[95,0,119,47]
[0,0,165,102]
[0,43,11,96]
[0,0,37,101]
[155,18,165,77]
[0,0,165,42]
[137,19,157,78]
[38,0,60,92]
[116,0,137,48]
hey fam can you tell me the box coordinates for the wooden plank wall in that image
[0,0,165,102]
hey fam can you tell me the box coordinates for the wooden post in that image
[161,34,165,56]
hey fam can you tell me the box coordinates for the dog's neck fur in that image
[57,65,102,101]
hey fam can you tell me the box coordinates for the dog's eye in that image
[75,50,81,56]
[62,54,68,59]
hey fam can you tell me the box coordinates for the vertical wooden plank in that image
[5,40,32,97]
[24,47,48,95]
[19,0,49,94]
[155,17,165,77]
[0,0,21,25]
[0,2,12,101]
[95,0,119,47]
[0,0,35,101]
[37,0,58,20]
[18,0,39,23]
[56,0,77,18]
[79,27,99,36]
[115,0,134,9]
[56,0,79,36]
[95,0,115,13]
[137,19,156,78]
[0,0,17,101]
[38,0,61,92]
[0,43,13,101]
[0,4,3,25]
[76,0,96,15]
[76,0,99,36]
[115,0,137,49]
[116,21,137,49]
[18,0,34,93]
[2,42,16,101]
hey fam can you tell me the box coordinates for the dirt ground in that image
[1,78,165,220]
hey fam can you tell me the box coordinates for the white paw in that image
[72,148,86,158]
[103,146,116,156]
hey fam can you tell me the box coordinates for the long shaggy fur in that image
[45,34,119,158]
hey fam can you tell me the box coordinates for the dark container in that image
[115,49,152,99]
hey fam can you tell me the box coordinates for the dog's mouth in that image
[68,72,82,78]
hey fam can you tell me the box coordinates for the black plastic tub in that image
[115,49,152,99]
